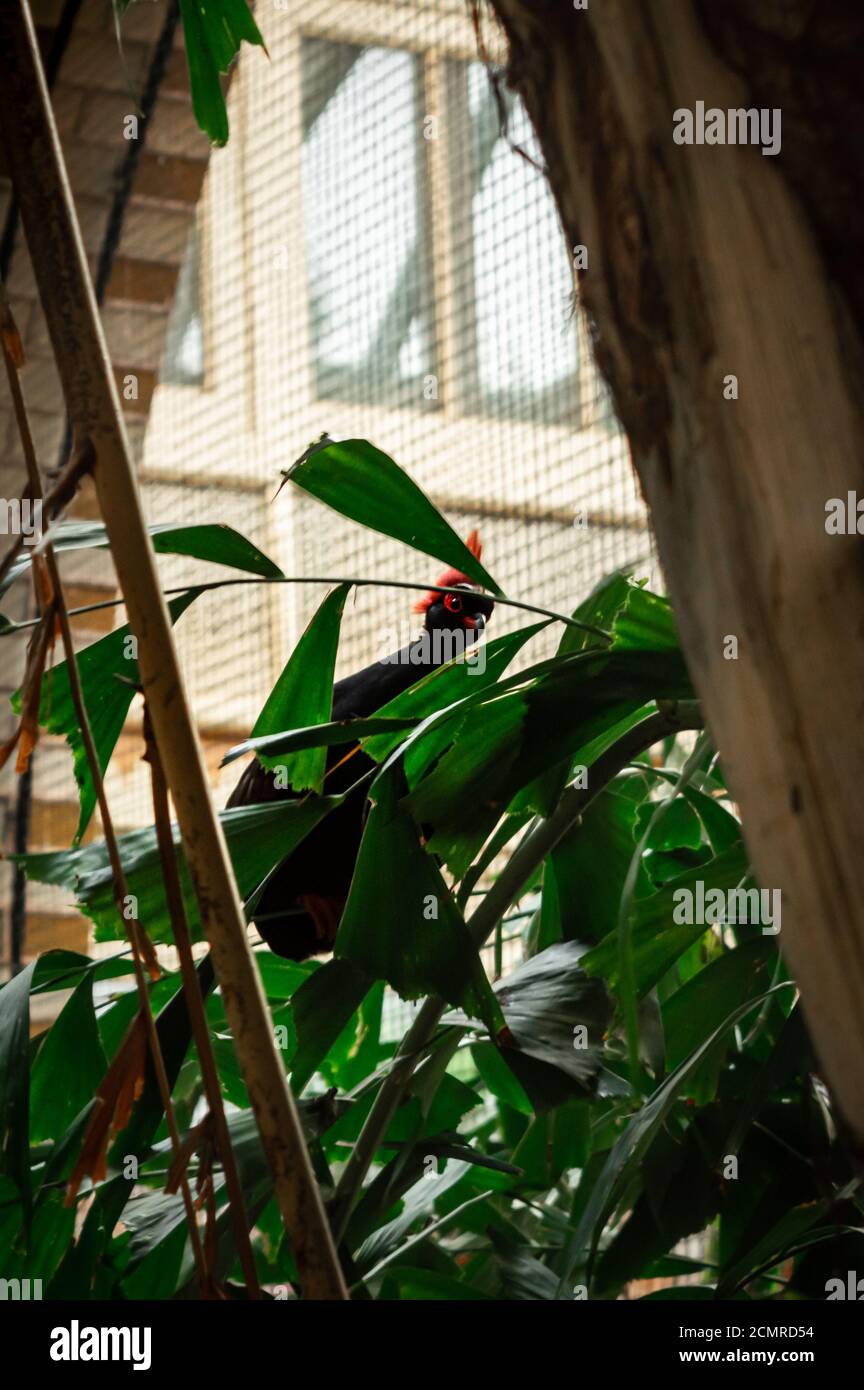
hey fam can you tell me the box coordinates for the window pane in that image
[301,38,437,411]
[448,61,580,424]
[161,226,204,387]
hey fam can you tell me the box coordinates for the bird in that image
[227,532,494,961]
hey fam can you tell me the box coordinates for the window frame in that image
[296,14,592,430]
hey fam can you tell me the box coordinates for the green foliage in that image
[283,437,501,593]
[175,0,267,146]
[13,590,200,844]
[249,583,350,790]
[1,438,854,1302]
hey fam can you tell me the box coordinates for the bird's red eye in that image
[444,593,463,614]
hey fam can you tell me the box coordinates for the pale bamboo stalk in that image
[0,0,346,1299]
[1,298,213,1296]
[144,708,262,1298]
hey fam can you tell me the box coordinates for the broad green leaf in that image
[177,0,267,146]
[612,586,679,651]
[404,647,692,876]
[563,571,634,656]
[512,1102,591,1188]
[12,589,200,844]
[37,1099,100,1199]
[722,1004,810,1158]
[24,1190,78,1289]
[684,786,741,855]
[0,1178,24,1273]
[0,962,36,1211]
[29,948,138,995]
[496,1248,565,1300]
[0,519,282,604]
[30,975,106,1144]
[354,1159,472,1276]
[289,957,372,1093]
[615,732,712,1082]
[517,572,632,815]
[335,766,504,1034]
[282,438,501,593]
[362,621,549,763]
[581,843,749,997]
[541,776,652,947]
[124,1109,274,1294]
[250,583,350,790]
[254,953,318,1002]
[593,1118,727,1296]
[47,955,219,1297]
[636,797,703,852]
[472,1042,533,1116]
[444,942,612,1112]
[358,1188,492,1286]
[323,1073,480,1165]
[663,939,777,1104]
[222,716,420,768]
[344,1121,516,1255]
[387,1267,496,1300]
[320,980,387,1093]
[15,796,341,947]
[717,1200,834,1298]
[556,982,792,1293]
[644,768,741,855]
[121,1217,187,1300]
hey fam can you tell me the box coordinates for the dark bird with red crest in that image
[227,531,494,961]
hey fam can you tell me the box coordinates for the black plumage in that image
[228,553,494,961]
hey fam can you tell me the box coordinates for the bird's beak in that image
[469,612,486,634]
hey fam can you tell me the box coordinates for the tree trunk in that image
[488,0,864,1141]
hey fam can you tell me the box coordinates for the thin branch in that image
[143,703,261,1298]
[4,575,612,642]
[329,701,705,1241]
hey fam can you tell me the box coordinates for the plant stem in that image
[5,575,610,642]
[0,297,211,1292]
[329,701,704,1242]
[144,705,262,1298]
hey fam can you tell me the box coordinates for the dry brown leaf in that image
[0,296,25,369]
[65,1009,149,1205]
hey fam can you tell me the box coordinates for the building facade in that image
[0,0,655,979]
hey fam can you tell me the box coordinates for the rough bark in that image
[487,0,864,1140]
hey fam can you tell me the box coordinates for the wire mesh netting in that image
[1,0,658,987]
[147,1,656,687]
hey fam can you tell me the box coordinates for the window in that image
[301,38,438,411]
[448,61,579,423]
[161,225,205,386]
[299,39,580,424]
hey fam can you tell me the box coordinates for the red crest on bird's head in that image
[413,530,484,614]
